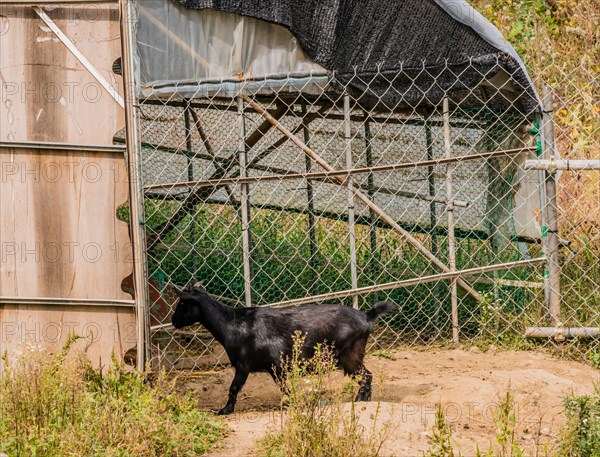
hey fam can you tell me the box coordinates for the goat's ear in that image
[192,281,206,293]
[174,288,186,298]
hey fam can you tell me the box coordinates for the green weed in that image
[0,337,226,457]
[423,404,460,457]
[557,386,600,457]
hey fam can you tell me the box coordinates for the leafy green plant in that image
[557,386,600,457]
[0,337,225,457]
[587,346,600,370]
[423,404,460,457]
[370,349,397,361]
[477,390,527,457]
[494,391,527,457]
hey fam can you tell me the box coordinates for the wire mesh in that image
[123,57,599,372]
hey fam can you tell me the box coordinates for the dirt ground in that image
[180,347,599,457]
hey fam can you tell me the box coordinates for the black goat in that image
[172,283,394,415]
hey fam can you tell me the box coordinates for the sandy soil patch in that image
[180,348,599,456]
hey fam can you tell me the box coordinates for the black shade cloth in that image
[174,0,539,113]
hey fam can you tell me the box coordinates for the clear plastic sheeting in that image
[136,0,327,98]
[131,104,542,240]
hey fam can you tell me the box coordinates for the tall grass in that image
[0,336,225,457]
[423,404,459,457]
[258,333,392,457]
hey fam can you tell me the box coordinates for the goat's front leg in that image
[217,367,249,415]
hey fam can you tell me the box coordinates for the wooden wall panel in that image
[0,4,139,368]
[0,147,132,300]
[0,4,124,144]
[0,304,136,368]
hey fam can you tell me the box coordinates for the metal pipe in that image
[184,106,194,183]
[302,103,319,296]
[119,0,150,371]
[478,88,500,304]
[443,98,459,343]
[541,85,562,327]
[344,95,359,309]
[1,0,116,3]
[473,278,544,289]
[0,297,135,307]
[139,98,490,129]
[314,113,489,129]
[426,119,442,332]
[0,141,125,153]
[536,121,550,314]
[525,327,598,339]
[264,257,545,308]
[242,95,484,303]
[352,182,470,207]
[364,117,378,303]
[524,159,600,171]
[238,97,253,307]
[183,106,198,281]
[145,147,534,192]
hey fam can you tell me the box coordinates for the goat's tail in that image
[365,301,395,323]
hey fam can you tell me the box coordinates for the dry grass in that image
[0,336,226,457]
[257,333,393,457]
[470,0,600,229]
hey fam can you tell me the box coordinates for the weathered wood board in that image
[0,4,137,367]
[0,4,124,144]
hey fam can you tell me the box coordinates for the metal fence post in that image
[426,118,442,332]
[364,117,379,304]
[541,85,563,332]
[302,103,319,296]
[443,98,459,343]
[238,97,253,306]
[184,106,198,281]
[119,0,150,370]
[344,95,359,309]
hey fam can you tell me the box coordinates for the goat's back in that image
[231,304,371,371]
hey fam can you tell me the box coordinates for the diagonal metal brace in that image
[242,95,484,303]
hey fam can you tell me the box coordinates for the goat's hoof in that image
[354,392,371,402]
[216,406,233,415]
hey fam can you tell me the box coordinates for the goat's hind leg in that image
[268,365,288,393]
[344,365,373,402]
[340,348,373,402]
[269,365,291,407]
[217,367,249,415]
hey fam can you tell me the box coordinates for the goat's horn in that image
[193,281,204,288]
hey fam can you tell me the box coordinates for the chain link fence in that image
[123,57,598,372]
